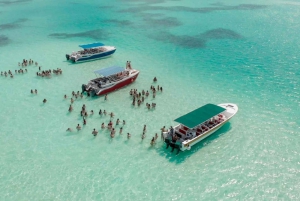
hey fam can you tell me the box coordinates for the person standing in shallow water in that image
[104,94,107,101]
[141,132,146,140]
[150,137,155,146]
[92,129,98,136]
[153,77,157,82]
[69,105,73,112]
[43,99,47,103]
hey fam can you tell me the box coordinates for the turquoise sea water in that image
[1,0,300,200]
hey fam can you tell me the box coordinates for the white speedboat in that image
[66,42,116,63]
[163,103,238,153]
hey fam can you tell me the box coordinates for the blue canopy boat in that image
[66,42,116,63]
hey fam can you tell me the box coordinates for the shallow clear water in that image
[0,0,300,200]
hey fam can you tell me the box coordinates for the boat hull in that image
[72,49,116,63]
[95,72,139,96]
[164,103,238,152]
[179,118,228,151]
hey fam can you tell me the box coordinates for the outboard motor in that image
[66,54,70,60]
[165,139,171,149]
[82,84,87,93]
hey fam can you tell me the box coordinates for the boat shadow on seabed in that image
[155,122,232,164]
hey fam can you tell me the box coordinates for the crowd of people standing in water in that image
[63,77,165,146]
[1,58,41,78]
[129,77,162,110]
[36,68,62,77]
[1,58,168,148]
[66,98,132,140]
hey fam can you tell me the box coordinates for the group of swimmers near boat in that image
[18,59,38,67]
[141,124,159,146]
[58,72,167,146]
[64,77,166,146]
[66,101,134,139]
[1,58,41,78]
[36,68,62,77]
[129,77,162,109]
[1,69,28,78]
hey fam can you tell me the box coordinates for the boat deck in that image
[166,114,227,145]
[88,72,130,90]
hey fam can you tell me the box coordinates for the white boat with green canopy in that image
[163,103,238,153]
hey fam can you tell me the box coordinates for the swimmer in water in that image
[110,130,115,138]
[109,112,114,119]
[71,98,74,104]
[119,127,123,134]
[99,109,102,116]
[116,119,120,125]
[143,125,146,132]
[101,123,105,129]
[64,94,67,99]
[150,137,155,146]
[83,118,86,125]
[76,124,81,131]
[107,121,113,130]
[104,94,107,101]
[90,110,94,115]
[141,132,146,140]
[92,128,98,136]
[153,77,157,82]
[31,89,33,94]
[35,89,37,94]
[69,105,73,112]
[43,99,47,103]
[127,133,131,139]
[103,110,107,116]
[66,128,72,132]
[123,120,126,125]
[155,133,158,141]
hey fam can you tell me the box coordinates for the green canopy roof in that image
[174,104,225,128]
